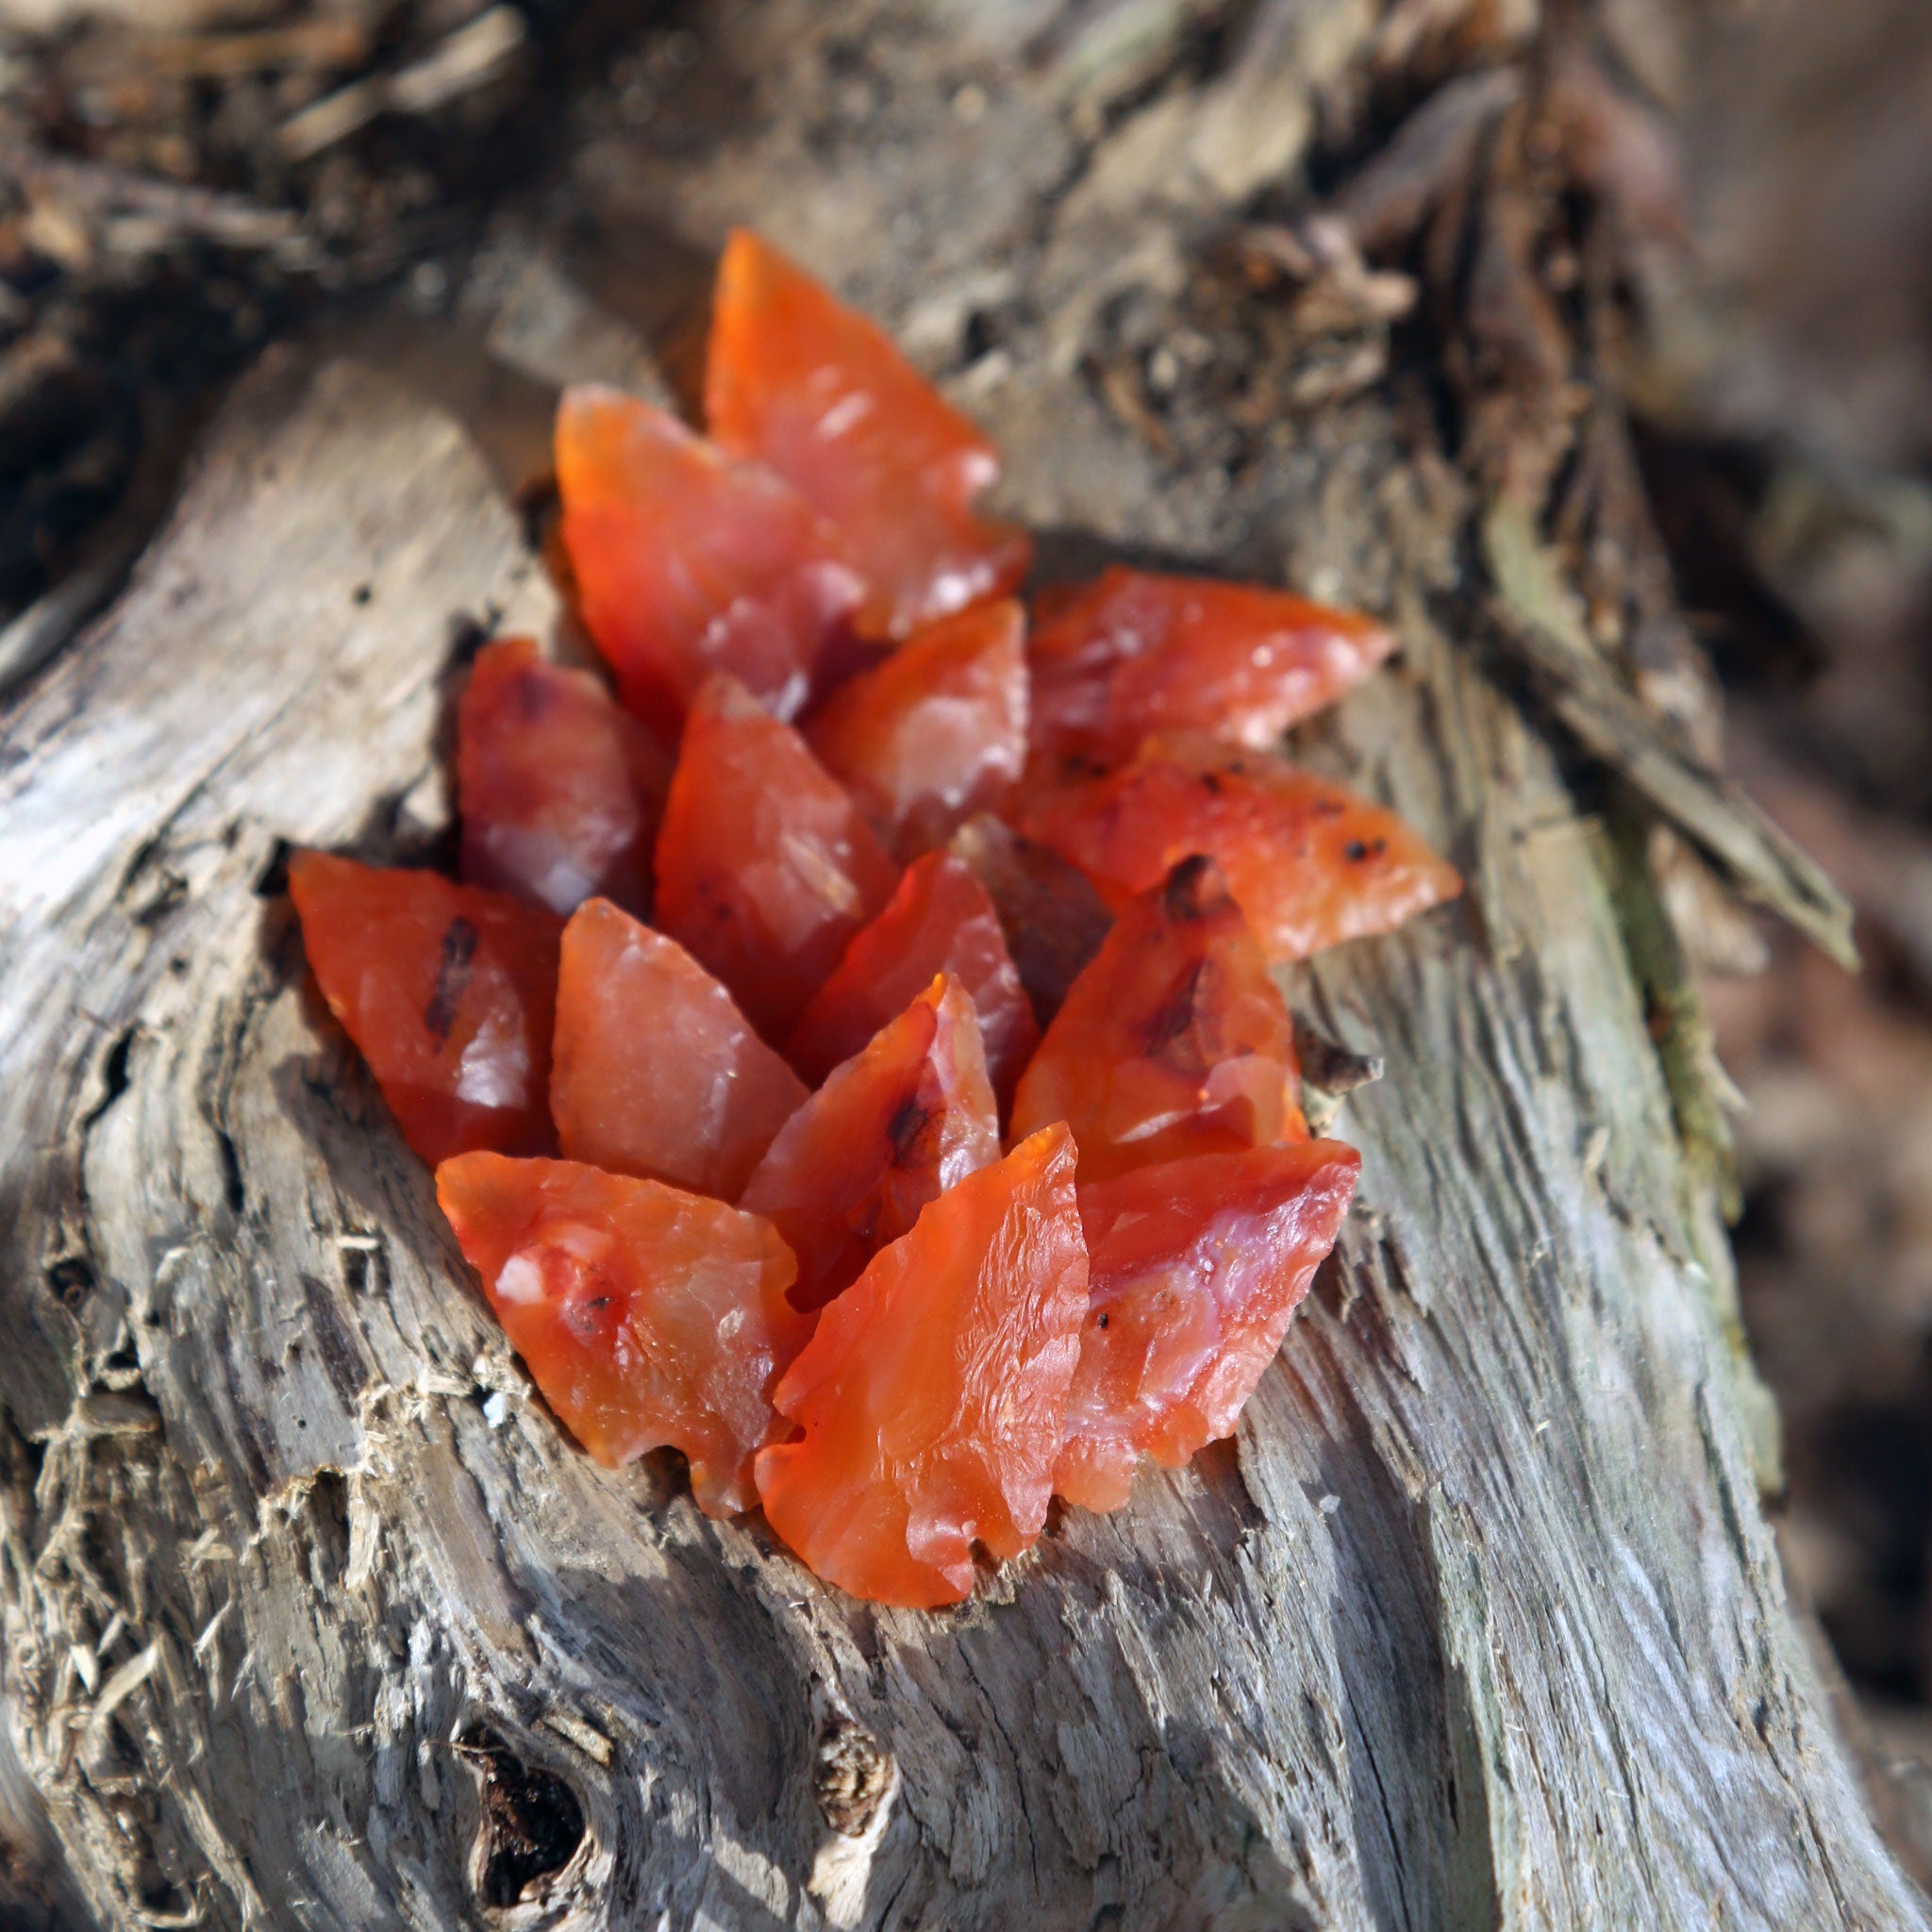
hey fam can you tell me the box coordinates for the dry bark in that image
[1,3,1925,1927]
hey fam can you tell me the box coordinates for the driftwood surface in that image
[0,3,1924,1926]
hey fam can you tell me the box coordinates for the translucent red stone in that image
[741,974,1000,1313]
[1029,566,1393,763]
[1018,734,1462,961]
[706,229,1031,639]
[550,898,807,1198]
[804,598,1028,858]
[555,384,867,735]
[1055,1142,1359,1513]
[290,851,560,1165]
[755,1124,1088,1607]
[457,636,672,917]
[948,812,1113,1026]
[1009,856,1306,1183]
[654,675,901,1041]
[437,1152,808,1517]
[785,852,1040,1105]
[292,242,1439,1593]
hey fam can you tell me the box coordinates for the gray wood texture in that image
[2,3,1925,1925]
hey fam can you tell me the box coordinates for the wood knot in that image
[813,1718,892,1838]
[45,1254,96,1310]
[455,1726,587,1908]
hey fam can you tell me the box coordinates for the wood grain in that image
[1,3,1924,1925]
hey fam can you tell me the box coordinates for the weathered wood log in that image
[1,4,1924,1926]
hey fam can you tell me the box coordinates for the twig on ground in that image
[277,6,529,162]
[1485,498,1858,969]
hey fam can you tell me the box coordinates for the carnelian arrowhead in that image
[458,637,672,917]
[550,898,808,1198]
[290,852,560,1165]
[1055,1141,1359,1512]
[1018,734,1462,961]
[706,230,1031,638]
[948,812,1114,1026]
[1029,567,1393,763]
[804,599,1028,858]
[786,851,1040,1106]
[437,1153,808,1516]
[654,675,901,1041]
[1009,855,1306,1181]
[755,1123,1089,1607]
[556,384,868,735]
[742,973,1000,1312]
